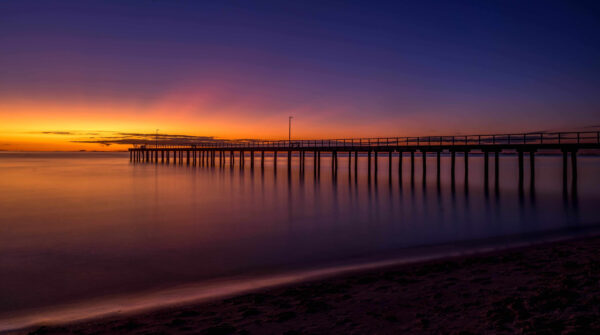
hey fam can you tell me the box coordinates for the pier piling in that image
[422,151,427,184]
[128,130,599,189]
[530,151,535,189]
[398,151,403,183]
[410,151,415,180]
[388,151,392,178]
[518,151,524,189]
[571,150,578,184]
[484,151,489,188]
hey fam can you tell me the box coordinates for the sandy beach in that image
[19,234,600,335]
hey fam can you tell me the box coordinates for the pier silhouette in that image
[130,131,599,192]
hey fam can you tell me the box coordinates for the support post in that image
[562,150,568,190]
[464,151,469,183]
[494,151,499,189]
[529,151,535,189]
[410,151,415,180]
[571,150,577,184]
[333,151,338,174]
[518,151,524,190]
[450,150,455,183]
[422,150,427,183]
[367,151,372,177]
[374,151,378,175]
[398,151,403,183]
[436,151,441,182]
[388,151,392,178]
[317,151,320,171]
[349,151,352,174]
[484,151,489,188]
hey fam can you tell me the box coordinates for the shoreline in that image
[12,232,600,334]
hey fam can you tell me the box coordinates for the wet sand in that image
[23,235,600,334]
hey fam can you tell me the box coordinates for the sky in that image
[1,0,599,150]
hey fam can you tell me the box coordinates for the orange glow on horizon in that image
[1,96,433,151]
[1,87,550,151]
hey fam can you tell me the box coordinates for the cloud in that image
[30,130,235,146]
[525,125,600,134]
[69,132,238,146]
[39,131,75,135]
[30,130,114,136]
[583,124,600,129]
[67,131,286,147]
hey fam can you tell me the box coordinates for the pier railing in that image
[132,131,600,149]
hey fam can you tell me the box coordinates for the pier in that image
[129,131,599,190]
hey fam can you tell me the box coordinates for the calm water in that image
[1,151,599,330]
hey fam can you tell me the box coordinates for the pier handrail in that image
[132,131,600,149]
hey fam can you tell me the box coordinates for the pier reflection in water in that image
[0,152,596,322]
[134,150,582,207]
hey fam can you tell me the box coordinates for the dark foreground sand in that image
[28,236,600,334]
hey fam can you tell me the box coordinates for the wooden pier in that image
[129,131,599,190]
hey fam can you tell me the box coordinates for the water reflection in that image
[0,152,595,323]
[132,151,586,210]
[144,151,589,236]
